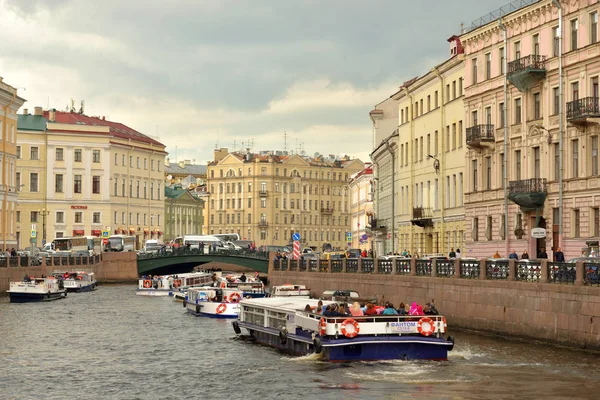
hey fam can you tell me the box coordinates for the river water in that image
[1,285,599,400]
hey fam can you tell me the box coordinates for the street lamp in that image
[37,208,50,246]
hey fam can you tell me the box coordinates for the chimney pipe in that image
[22,108,28,115]
[34,106,43,116]
[49,108,56,122]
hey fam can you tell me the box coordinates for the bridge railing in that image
[137,248,269,261]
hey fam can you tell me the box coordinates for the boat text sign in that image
[390,321,417,333]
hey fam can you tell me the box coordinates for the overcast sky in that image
[0,0,503,165]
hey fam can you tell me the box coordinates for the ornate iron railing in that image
[346,258,358,273]
[299,259,307,271]
[412,207,433,220]
[289,259,298,271]
[378,259,393,274]
[273,259,280,270]
[395,259,411,275]
[309,259,318,272]
[508,54,546,74]
[280,259,288,271]
[508,178,547,195]
[466,124,495,144]
[416,260,432,276]
[436,260,455,277]
[486,260,509,280]
[584,262,600,286]
[331,259,343,273]
[460,259,480,278]
[566,97,600,120]
[360,259,374,273]
[548,262,575,284]
[319,260,329,272]
[515,261,541,282]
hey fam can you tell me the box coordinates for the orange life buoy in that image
[220,281,227,289]
[143,280,151,288]
[228,292,242,303]
[441,316,447,332]
[417,317,435,337]
[340,318,360,338]
[319,317,327,336]
[216,303,227,314]
[174,279,182,288]
[76,276,83,280]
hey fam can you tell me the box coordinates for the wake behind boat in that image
[232,297,455,362]
[7,276,67,303]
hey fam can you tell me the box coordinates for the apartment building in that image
[16,108,166,249]
[0,76,26,252]
[206,148,364,250]
[393,36,466,256]
[462,0,600,259]
[348,165,374,251]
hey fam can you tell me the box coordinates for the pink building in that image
[462,0,600,260]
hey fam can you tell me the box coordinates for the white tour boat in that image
[212,272,266,299]
[170,271,214,300]
[184,287,243,318]
[136,276,174,296]
[269,284,311,298]
[7,276,67,303]
[232,297,455,362]
[54,271,97,292]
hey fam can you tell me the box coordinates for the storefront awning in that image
[91,230,102,237]
[73,230,85,236]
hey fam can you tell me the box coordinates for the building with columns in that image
[0,76,26,252]
[16,108,166,250]
[164,185,204,241]
[206,148,364,250]
[462,0,600,259]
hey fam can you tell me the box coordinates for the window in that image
[499,47,505,75]
[574,209,580,238]
[595,208,600,237]
[93,150,100,163]
[56,148,64,161]
[74,212,82,223]
[30,146,39,160]
[458,78,463,96]
[452,80,457,99]
[485,156,491,190]
[515,150,522,180]
[56,211,64,224]
[75,149,82,162]
[458,121,463,147]
[485,107,491,126]
[30,173,38,192]
[554,143,560,181]
[472,160,478,191]
[553,87,560,115]
[514,41,521,60]
[472,58,478,84]
[261,198,266,208]
[16,172,20,190]
[592,77,599,98]
[571,19,578,51]
[74,175,82,193]
[593,136,599,176]
[533,34,540,56]
[472,110,478,126]
[427,95,431,112]
[485,53,491,80]
[499,102,505,127]
[93,176,100,194]
[499,153,505,183]
[533,92,541,120]
[31,211,38,223]
[144,158,147,169]
[514,98,522,124]
[114,180,117,196]
[434,132,438,155]
[573,139,579,178]
[445,85,450,102]
[434,91,438,108]
[136,157,140,168]
[553,26,560,57]
[533,147,541,179]
[55,174,63,193]
[473,217,479,241]
[93,212,101,224]
[571,81,579,101]
[16,146,21,159]
[452,123,457,150]
[592,12,599,44]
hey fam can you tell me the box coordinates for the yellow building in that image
[16,108,167,250]
[0,77,26,252]
[348,165,374,251]
[393,36,466,256]
[206,148,364,250]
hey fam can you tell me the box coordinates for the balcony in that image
[508,178,547,211]
[320,207,334,214]
[567,97,600,125]
[258,220,268,228]
[466,124,495,148]
[507,55,546,92]
[410,207,433,228]
[259,189,268,197]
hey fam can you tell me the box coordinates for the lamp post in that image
[38,208,50,247]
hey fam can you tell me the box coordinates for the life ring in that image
[220,281,227,289]
[143,280,151,288]
[76,276,83,280]
[174,279,182,288]
[216,303,227,314]
[340,318,360,338]
[441,316,447,332]
[417,317,435,337]
[319,317,327,336]
[228,292,242,303]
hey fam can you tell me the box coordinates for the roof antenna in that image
[284,131,287,152]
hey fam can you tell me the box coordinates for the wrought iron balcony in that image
[466,124,495,148]
[259,189,268,197]
[258,220,268,228]
[507,55,546,92]
[508,178,547,211]
[320,207,334,214]
[411,207,433,228]
[567,97,600,124]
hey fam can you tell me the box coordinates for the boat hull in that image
[185,301,239,318]
[135,289,173,296]
[237,322,451,362]
[65,282,97,293]
[8,290,67,303]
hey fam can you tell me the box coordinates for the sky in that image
[0,0,504,165]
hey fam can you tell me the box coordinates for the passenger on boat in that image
[350,302,364,317]
[304,304,312,312]
[382,302,399,315]
[23,275,31,282]
[239,273,247,282]
[364,303,378,316]
[338,304,350,316]
[316,300,324,314]
[397,302,407,315]
[424,301,439,315]
[408,302,419,315]
[323,304,345,317]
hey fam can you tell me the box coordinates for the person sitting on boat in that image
[239,273,247,283]
[23,274,31,282]
[350,302,364,317]
[382,302,399,315]
[364,303,378,316]
[424,302,439,315]
[397,302,407,315]
[338,304,350,316]
[408,302,419,316]
[304,304,312,312]
[316,300,324,314]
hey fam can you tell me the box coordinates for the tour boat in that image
[212,272,266,299]
[269,284,311,298]
[136,276,174,296]
[232,297,455,362]
[54,271,97,292]
[184,287,243,318]
[7,276,68,303]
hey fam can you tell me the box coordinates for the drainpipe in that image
[1,89,17,252]
[499,18,510,257]
[552,0,564,248]
[383,138,396,254]
[433,67,446,254]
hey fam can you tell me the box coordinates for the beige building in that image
[0,76,26,252]
[206,148,364,250]
[348,165,374,251]
[16,108,167,249]
[393,36,466,256]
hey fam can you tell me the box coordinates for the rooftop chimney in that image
[22,108,28,115]
[34,106,43,116]
[49,108,56,122]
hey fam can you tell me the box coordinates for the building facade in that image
[165,158,206,188]
[16,108,166,250]
[348,165,374,251]
[393,37,466,256]
[206,148,364,250]
[164,185,204,241]
[462,0,600,259]
[0,77,26,252]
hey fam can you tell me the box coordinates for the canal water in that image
[1,285,599,400]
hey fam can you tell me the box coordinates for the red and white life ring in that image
[340,318,360,338]
[143,280,152,288]
[173,279,182,288]
[220,281,227,289]
[216,304,227,314]
[417,317,435,337]
[228,292,242,303]
[441,316,447,332]
[319,317,327,336]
